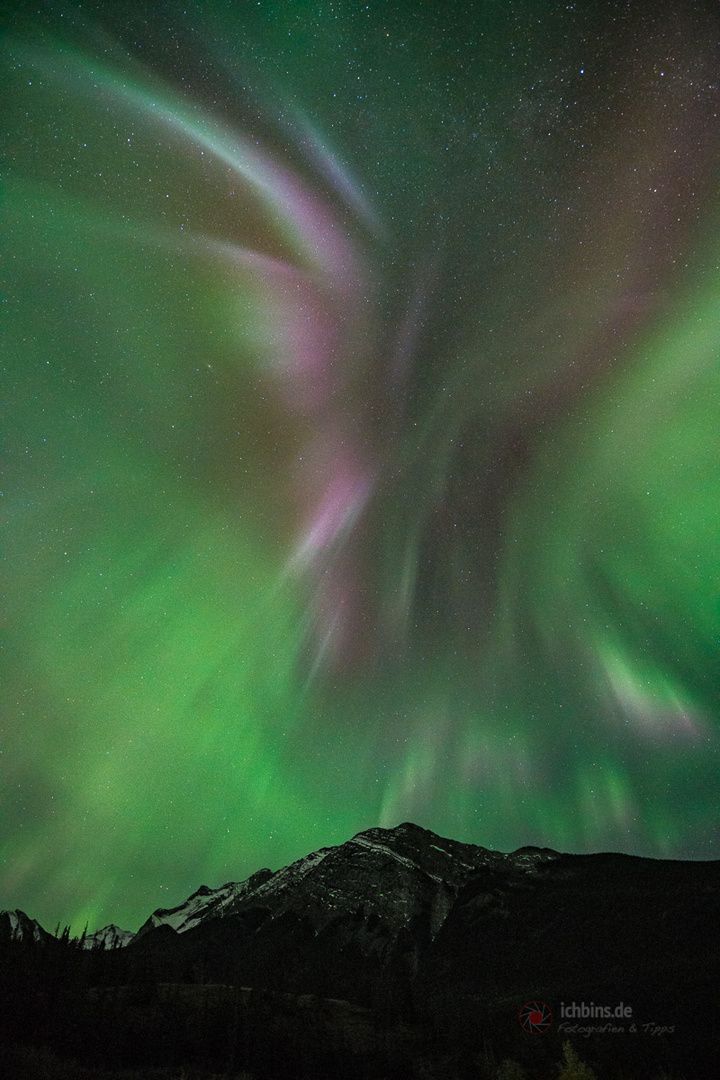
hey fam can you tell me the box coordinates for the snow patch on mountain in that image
[348,834,445,884]
[11,912,45,942]
[0,909,50,943]
[136,871,274,939]
[84,925,135,950]
[248,848,332,901]
[507,846,560,872]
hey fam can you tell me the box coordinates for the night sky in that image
[3,0,719,935]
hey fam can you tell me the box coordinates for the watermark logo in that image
[560,1001,632,1020]
[518,999,674,1037]
[519,1000,553,1033]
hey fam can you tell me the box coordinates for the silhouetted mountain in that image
[132,869,275,941]
[83,923,135,950]
[0,908,53,945]
[2,822,718,1079]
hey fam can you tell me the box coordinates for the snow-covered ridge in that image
[0,909,48,943]
[506,846,560,872]
[84,925,135,950]
[247,847,332,900]
[348,835,445,884]
[139,882,241,935]
[135,869,274,939]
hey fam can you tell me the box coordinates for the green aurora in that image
[2,0,719,934]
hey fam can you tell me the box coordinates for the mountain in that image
[132,868,275,940]
[0,908,53,945]
[83,923,136,950]
[2,822,719,1079]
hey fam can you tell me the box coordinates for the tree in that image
[495,1059,528,1080]
[557,1041,598,1080]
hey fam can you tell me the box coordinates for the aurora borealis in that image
[3,0,719,935]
